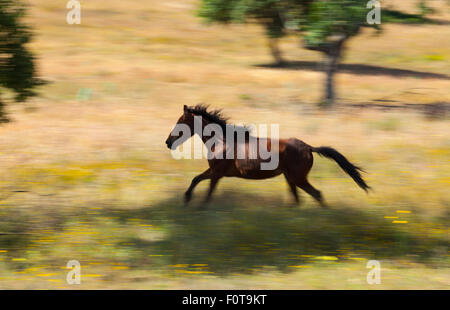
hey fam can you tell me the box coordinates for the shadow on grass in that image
[108,192,448,275]
[0,191,447,275]
[256,61,450,80]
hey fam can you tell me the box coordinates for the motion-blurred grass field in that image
[0,0,448,289]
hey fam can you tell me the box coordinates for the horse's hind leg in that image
[283,174,299,204]
[298,180,326,208]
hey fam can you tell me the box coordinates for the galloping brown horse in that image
[165,104,369,206]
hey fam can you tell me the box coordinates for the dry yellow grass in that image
[0,0,448,289]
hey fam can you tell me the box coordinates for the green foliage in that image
[0,0,41,119]
[383,9,434,24]
[198,0,237,24]
[198,0,310,38]
[199,0,381,44]
[302,0,376,48]
[418,0,435,16]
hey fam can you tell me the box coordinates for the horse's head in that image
[165,105,196,150]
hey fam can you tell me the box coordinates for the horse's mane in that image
[186,104,229,129]
[186,104,251,134]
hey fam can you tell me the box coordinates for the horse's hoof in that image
[184,194,192,205]
[198,202,209,210]
[199,197,212,209]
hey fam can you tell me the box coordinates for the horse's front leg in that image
[204,177,221,203]
[184,168,211,204]
[203,161,228,204]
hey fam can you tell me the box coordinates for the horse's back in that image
[279,138,314,172]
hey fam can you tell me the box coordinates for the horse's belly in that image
[234,159,282,179]
[240,170,283,179]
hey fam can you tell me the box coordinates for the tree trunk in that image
[322,47,341,107]
[0,98,7,123]
[268,37,284,66]
[304,34,347,108]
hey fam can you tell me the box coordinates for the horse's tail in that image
[312,146,370,192]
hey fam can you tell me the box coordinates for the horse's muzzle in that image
[165,139,172,149]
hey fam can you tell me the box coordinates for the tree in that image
[0,0,41,122]
[301,0,378,106]
[198,0,312,65]
[302,0,438,106]
[199,0,440,107]
[198,0,375,105]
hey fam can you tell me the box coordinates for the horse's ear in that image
[183,105,187,113]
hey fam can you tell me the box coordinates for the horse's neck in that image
[197,121,251,146]
[195,120,225,145]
